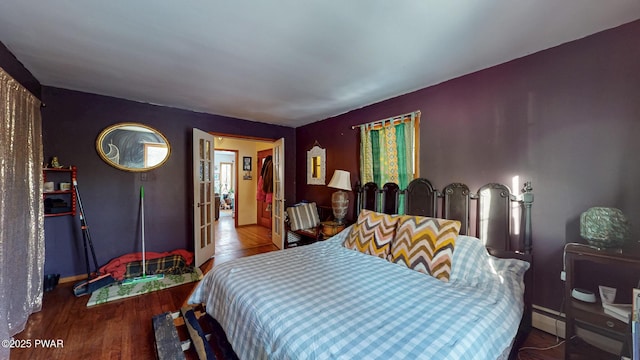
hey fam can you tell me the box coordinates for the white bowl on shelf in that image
[572,288,597,303]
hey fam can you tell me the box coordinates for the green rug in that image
[86,269,203,307]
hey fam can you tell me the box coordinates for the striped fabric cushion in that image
[287,202,320,231]
[389,215,460,282]
[343,209,399,259]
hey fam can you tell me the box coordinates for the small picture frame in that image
[242,156,252,171]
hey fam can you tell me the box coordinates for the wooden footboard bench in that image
[152,305,237,360]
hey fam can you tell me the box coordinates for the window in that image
[357,111,420,187]
[356,111,420,213]
[220,162,232,194]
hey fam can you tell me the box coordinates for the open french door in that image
[271,138,285,249]
[193,128,215,267]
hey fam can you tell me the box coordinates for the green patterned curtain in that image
[395,123,408,187]
[358,112,418,212]
[360,126,373,184]
[371,129,382,185]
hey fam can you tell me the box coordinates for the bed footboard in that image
[152,305,238,360]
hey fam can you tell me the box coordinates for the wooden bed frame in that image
[355,178,534,360]
[154,178,534,360]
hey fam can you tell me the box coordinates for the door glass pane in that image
[206,224,212,245]
[200,227,205,248]
[199,139,205,160]
[206,140,211,160]
[199,183,204,203]
[199,161,204,181]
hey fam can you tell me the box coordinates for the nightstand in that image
[320,221,348,239]
[564,243,639,359]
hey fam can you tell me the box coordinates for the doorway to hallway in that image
[213,135,275,230]
[213,211,275,263]
[214,149,238,227]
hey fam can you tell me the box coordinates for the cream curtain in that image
[0,67,44,358]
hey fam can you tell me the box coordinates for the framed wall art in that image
[242,156,252,171]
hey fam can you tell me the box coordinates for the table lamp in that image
[580,207,630,249]
[327,170,351,224]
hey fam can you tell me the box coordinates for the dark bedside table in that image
[563,243,639,359]
[320,221,349,239]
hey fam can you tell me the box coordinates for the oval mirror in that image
[96,123,171,172]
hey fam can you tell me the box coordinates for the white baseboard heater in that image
[532,304,625,355]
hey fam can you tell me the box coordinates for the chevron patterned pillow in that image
[389,216,460,282]
[343,209,400,258]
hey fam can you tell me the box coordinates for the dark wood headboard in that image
[355,178,534,359]
[354,178,533,254]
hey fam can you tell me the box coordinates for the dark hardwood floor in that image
[11,213,564,359]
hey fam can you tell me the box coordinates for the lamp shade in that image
[327,170,351,191]
[580,207,630,248]
[327,170,351,223]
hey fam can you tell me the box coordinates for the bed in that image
[188,178,534,360]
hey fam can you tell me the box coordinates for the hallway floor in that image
[202,214,276,272]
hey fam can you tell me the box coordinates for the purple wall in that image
[296,20,640,310]
[0,42,40,98]
[41,87,296,277]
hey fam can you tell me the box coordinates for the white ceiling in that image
[1,1,639,128]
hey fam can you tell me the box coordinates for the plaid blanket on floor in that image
[124,254,193,279]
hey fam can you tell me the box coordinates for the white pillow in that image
[450,235,529,286]
[450,235,491,283]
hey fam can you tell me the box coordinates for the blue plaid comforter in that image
[189,229,528,360]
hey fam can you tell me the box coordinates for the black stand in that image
[72,180,114,296]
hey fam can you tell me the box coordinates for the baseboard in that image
[59,274,87,284]
[532,304,566,338]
